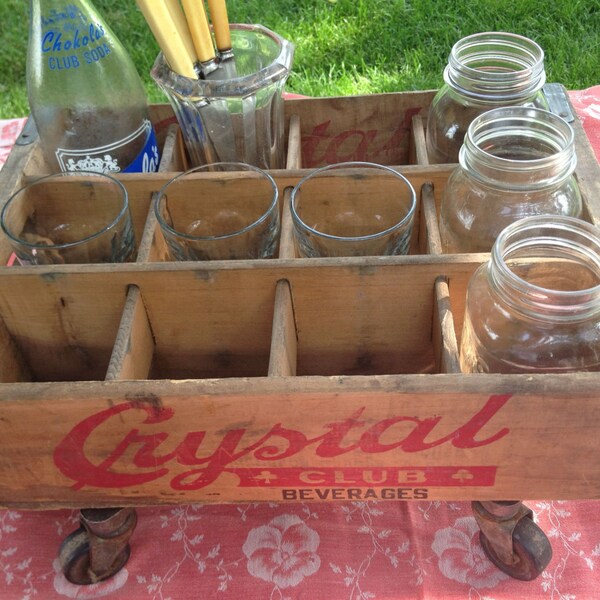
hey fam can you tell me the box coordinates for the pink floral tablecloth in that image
[0,118,27,169]
[1,89,600,600]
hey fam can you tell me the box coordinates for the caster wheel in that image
[58,526,131,585]
[480,516,552,581]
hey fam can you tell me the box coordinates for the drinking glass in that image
[290,162,416,257]
[151,24,294,170]
[155,162,280,260]
[1,171,136,265]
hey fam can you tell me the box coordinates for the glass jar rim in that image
[460,106,577,188]
[490,215,600,320]
[155,161,279,241]
[444,31,546,102]
[289,162,417,243]
[0,170,130,251]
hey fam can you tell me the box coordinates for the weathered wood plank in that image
[433,277,461,374]
[0,374,599,508]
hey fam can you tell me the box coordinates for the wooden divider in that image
[103,125,182,382]
[105,286,154,381]
[268,114,301,376]
[410,114,429,166]
[410,116,461,376]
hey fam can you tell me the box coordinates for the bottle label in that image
[39,6,112,71]
[56,120,160,173]
[122,124,160,173]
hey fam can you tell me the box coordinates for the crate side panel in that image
[291,263,440,375]
[0,375,599,508]
[572,112,600,224]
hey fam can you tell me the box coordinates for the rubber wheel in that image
[479,516,553,581]
[58,526,131,585]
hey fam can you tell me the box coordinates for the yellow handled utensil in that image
[164,0,198,70]
[181,0,219,78]
[207,0,237,77]
[207,0,232,56]
[136,0,197,78]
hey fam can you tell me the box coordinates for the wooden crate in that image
[0,89,599,510]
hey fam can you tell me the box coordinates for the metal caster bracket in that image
[59,507,137,585]
[472,500,531,566]
[472,500,552,581]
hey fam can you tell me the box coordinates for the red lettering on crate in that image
[301,108,422,167]
[53,394,511,491]
[230,466,496,487]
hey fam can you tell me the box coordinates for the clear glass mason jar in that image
[460,215,600,374]
[425,31,547,164]
[439,106,582,253]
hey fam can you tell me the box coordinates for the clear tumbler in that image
[290,162,416,257]
[155,162,280,261]
[151,24,294,170]
[1,171,136,265]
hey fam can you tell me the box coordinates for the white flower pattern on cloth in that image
[431,516,509,588]
[242,514,321,588]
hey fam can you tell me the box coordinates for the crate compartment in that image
[290,262,439,376]
[0,179,156,268]
[0,275,130,382]
[282,91,436,168]
[140,271,279,380]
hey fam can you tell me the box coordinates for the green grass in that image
[2,0,600,119]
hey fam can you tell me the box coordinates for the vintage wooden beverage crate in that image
[0,88,599,511]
